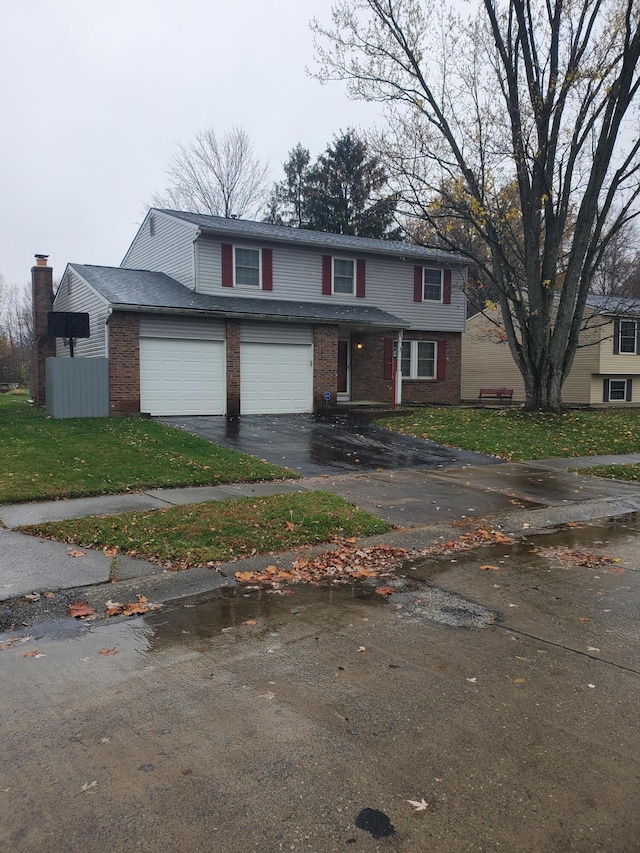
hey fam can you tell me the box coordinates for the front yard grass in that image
[378,407,640,461]
[0,393,294,504]
[574,463,640,482]
[20,491,391,569]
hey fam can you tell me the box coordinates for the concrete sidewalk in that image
[2,454,640,605]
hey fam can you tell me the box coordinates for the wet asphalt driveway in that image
[157,413,498,476]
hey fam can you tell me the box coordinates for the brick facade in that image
[108,312,140,416]
[400,331,461,405]
[351,331,461,405]
[226,320,240,416]
[31,262,55,407]
[313,325,338,411]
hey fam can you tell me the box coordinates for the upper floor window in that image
[618,319,638,354]
[234,247,261,287]
[149,214,155,237]
[401,340,436,379]
[423,268,443,301]
[333,258,355,295]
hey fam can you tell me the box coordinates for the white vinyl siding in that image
[139,338,226,416]
[139,315,225,341]
[121,211,196,288]
[196,236,466,333]
[52,269,109,359]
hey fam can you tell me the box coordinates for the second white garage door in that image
[140,337,226,416]
[241,342,313,414]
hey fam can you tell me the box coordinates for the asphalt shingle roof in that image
[156,209,467,263]
[70,264,408,328]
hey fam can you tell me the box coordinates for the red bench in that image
[478,388,513,404]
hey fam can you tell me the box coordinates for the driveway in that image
[157,413,498,476]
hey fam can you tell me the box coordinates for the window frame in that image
[618,319,638,354]
[332,257,355,296]
[422,267,443,302]
[233,246,262,288]
[400,340,437,380]
[608,378,629,401]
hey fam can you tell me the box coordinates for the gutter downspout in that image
[192,229,201,292]
[105,307,112,358]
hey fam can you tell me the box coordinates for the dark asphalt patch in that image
[390,586,498,628]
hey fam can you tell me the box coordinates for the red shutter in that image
[437,340,447,380]
[221,243,233,287]
[356,258,366,298]
[384,338,394,380]
[322,255,332,295]
[414,266,423,302]
[443,268,452,304]
[262,248,273,291]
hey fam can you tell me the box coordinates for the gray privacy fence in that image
[46,357,109,418]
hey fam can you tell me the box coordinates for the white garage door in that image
[140,337,226,416]
[241,342,312,414]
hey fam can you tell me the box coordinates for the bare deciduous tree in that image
[313,0,640,411]
[0,280,32,384]
[152,126,270,219]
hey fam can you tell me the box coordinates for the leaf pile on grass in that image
[0,394,294,504]
[21,491,391,570]
[235,542,408,587]
[378,407,640,461]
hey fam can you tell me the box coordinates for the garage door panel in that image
[241,343,312,415]
[140,338,225,416]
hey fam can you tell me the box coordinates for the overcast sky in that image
[1,0,381,291]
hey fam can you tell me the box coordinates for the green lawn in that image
[0,393,294,504]
[21,491,391,569]
[378,407,640,461]
[575,463,640,482]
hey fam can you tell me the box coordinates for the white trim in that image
[422,267,443,303]
[332,256,355,296]
[337,337,351,401]
[401,339,437,379]
[395,330,403,405]
[233,245,262,288]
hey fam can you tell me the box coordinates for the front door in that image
[337,338,351,400]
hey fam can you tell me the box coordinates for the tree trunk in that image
[522,363,565,413]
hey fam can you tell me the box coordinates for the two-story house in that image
[45,209,467,416]
[461,295,640,405]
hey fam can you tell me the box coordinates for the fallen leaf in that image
[69,601,96,618]
[579,617,590,622]
[587,646,600,652]
[99,648,118,656]
[588,683,596,689]
[43,591,55,599]
[408,798,428,812]
[67,548,86,558]
[513,678,526,684]
[0,635,34,651]
[285,521,295,531]
[480,565,500,571]
[437,665,447,672]
[608,566,625,573]
[81,781,98,792]
[375,586,395,596]
[103,546,119,557]
[24,593,41,602]
[23,651,45,658]
[357,646,366,652]
[466,677,477,683]
[243,619,258,625]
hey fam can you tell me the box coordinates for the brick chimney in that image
[31,255,55,407]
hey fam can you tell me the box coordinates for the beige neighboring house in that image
[461,295,640,406]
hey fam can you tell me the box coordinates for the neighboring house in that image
[42,209,467,417]
[461,295,640,405]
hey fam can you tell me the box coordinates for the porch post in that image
[395,330,403,406]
